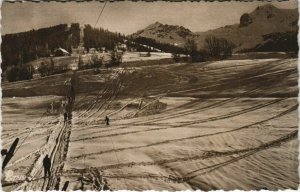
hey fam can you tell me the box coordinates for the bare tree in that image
[219,38,235,59]
[204,36,221,59]
[205,35,235,59]
[185,38,199,62]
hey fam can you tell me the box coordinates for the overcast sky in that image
[1,0,298,35]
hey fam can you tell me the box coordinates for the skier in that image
[62,181,69,191]
[102,179,110,190]
[67,96,73,105]
[50,102,54,113]
[105,115,110,126]
[68,112,72,124]
[61,100,65,109]
[54,178,61,190]
[64,112,68,125]
[43,154,51,178]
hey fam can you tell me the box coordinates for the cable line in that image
[94,0,108,28]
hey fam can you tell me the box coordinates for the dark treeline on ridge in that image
[83,24,125,51]
[126,36,186,54]
[1,23,80,71]
[242,31,298,53]
[2,23,187,73]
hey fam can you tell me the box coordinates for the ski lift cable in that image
[13,111,48,156]
[94,0,108,28]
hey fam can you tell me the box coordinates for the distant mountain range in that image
[132,4,298,52]
[132,22,195,47]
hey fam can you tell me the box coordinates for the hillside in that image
[1,24,80,71]
[132,4,298,52]
[132,22,196,47]
[196,4,298,52]
[2,58,298,190]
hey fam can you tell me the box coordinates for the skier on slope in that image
[105,115,110,126]
[43,154,51,178]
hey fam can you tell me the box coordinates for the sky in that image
[1,0,298,35]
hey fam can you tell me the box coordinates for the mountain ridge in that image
[132,4,298,52]
[132,21,196,47]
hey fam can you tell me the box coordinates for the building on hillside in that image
[89,48,97,54]
[101,47,107,53]
[139,52,151,57]
[54,48,71,57]
[69,63,78,71]
[116,43,127,52]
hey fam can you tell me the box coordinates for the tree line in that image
[83,24,125,52]
[126,35,236,62]
[183,36,236,62]
[2,23,237,82]
[78,51,123,71]
[242,31,298,53]
[2,23,80,71]
[127,36,186,54]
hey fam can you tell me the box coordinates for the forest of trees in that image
[127,36,186,54]
[1,22,239,82]
[182,36,235,62]
[1,23,80,71]
[244,31,298,53]
[83,25,125,51]
[82,25,184,54]
[204,35,236,59]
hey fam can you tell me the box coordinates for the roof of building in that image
[55,48,70,54]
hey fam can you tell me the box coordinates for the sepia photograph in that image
[1,0,299,190]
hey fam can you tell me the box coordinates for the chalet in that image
[54,48,71,57]
[89,48,97,54]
